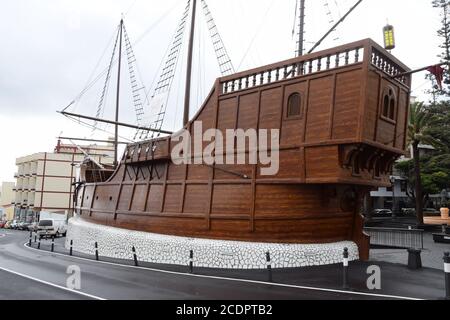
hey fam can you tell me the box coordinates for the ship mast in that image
[298,0,305,57]
[113,19,124,166]
[183,0,197,127]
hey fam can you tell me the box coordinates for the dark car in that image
[18,222,32,231]
[401,208,415,216]
[372,209,392,218]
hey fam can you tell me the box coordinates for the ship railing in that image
[219,39,410,95]
[370,47,409,86]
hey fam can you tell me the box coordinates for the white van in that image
[37,219,67,238]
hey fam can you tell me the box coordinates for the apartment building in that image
[0,182,15,220]
[13,140,114,222]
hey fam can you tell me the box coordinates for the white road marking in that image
[24,243,423,300]
[0,264,106,300]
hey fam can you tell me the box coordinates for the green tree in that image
[431,0,450,96]
[396,152,450,210]
[407,102,438,224]
[427,102,450,151]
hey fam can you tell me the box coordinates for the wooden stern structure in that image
[74,39,411,260]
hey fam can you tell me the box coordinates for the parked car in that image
[4,221,12,229]
[401,208,415,216]
[372,209,392,217]
[0,221,6,228]
[18,222,32,231]
[401,208,440,216]
[10,220,19,230]
[37,219,67,239]
[27,222,38,232]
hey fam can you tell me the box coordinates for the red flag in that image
[427,64,446,90]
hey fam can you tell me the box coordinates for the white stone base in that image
[66,216,359,269]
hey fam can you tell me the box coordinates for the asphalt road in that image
[0,229,444,300]
[0,269,93,300]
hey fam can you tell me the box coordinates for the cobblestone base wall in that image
[66,216,359,269]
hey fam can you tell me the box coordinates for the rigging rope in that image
[64,0,237,143]
[138,0,192,140]
[323,0,340,42]
[201,0,235,76]
[62,2,181,113]
[92,24,121,132]
[237,0,276,71]
[63,114,135,143]
[123,24,148,127]
[73,28,119,113]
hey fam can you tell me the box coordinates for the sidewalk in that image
[370,232,450,270]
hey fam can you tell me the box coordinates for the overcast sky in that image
[0,0,443,183]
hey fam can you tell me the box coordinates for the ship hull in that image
[74,39,412,263]
[77,183,370,259]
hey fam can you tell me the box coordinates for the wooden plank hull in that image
[77,183,370,259]
[74,39,411,261]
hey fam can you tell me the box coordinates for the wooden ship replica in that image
[62,0,411,260]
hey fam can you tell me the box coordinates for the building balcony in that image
[14,173,19,178]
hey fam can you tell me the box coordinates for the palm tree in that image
[407,102,437,225]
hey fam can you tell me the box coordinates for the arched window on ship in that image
[381,87,396,121]
[287,92,302,118]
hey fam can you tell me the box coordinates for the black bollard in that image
[28,231,32,247]
[34,235,37,243]
[266,252,272,283]
[444,252,450,300]
[407,248,422,269]
[51,237,55,252]
[37,238,41,250]
[189,250,194,273]
[132,246,138,267]
[343,247,349,290]
[95,242,99,261]
[69,240,73,256]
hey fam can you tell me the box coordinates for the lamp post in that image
[383,24,395,50]
[390,176,399,219]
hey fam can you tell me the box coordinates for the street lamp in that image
[390,176,398,219]
[383,24,396,50]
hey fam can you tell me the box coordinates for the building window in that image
[382,87,396,121]
[287,93,302,118]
